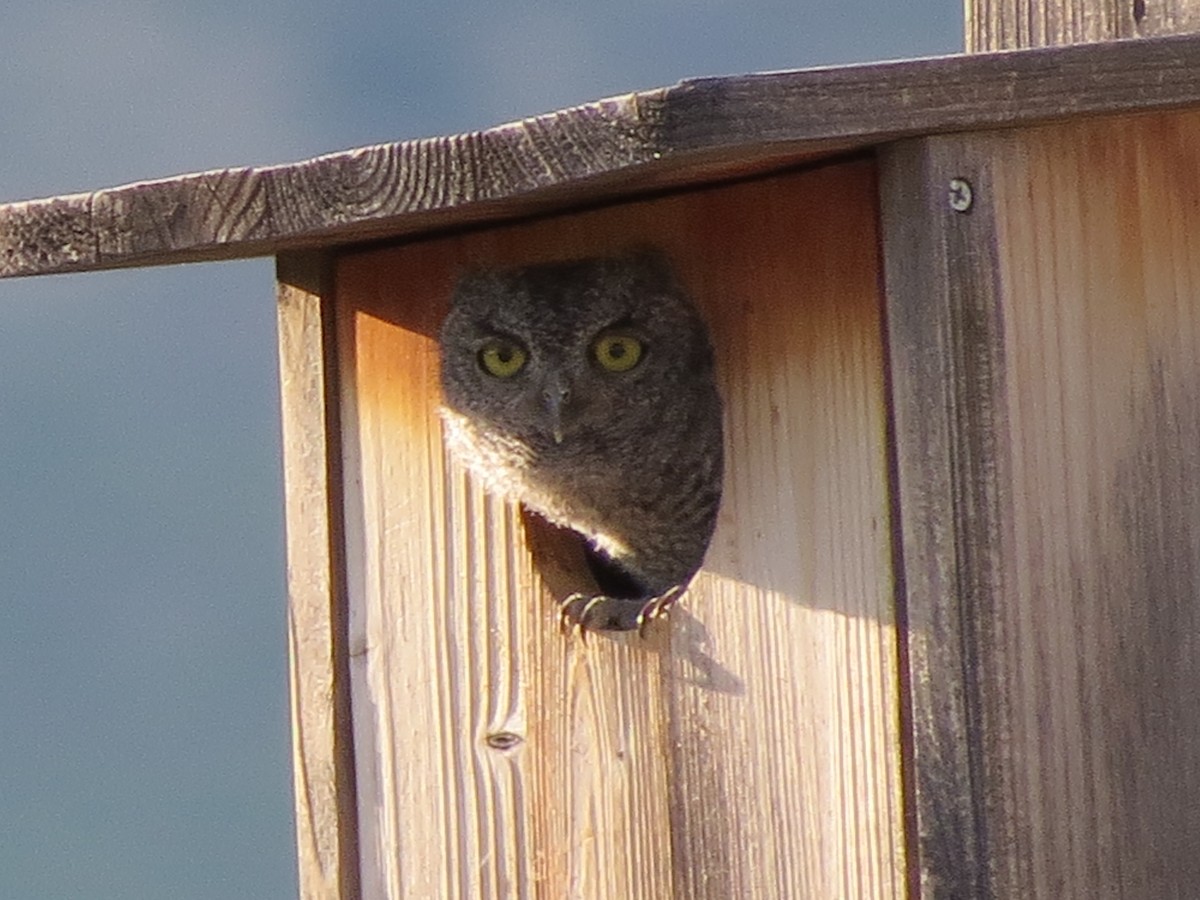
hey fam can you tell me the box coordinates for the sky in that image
[0,3,958,897]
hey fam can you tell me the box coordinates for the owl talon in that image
[557,585,687,638]
[578,595,613,636]
[558,593,588,634]
[558,593,611,642]
[557,592,639,637]
[635,585,684,638]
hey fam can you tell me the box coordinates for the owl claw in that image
[558,585,686,638]
[558,593,587,634]
[578,595,613,640]
[557,593,608,641]
[635,585,684,638]
[558,594,610,643]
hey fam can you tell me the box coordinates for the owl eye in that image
[478,340,528,378]
[592,333,643,373]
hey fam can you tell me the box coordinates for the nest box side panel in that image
[333,161,903,898]
[884,110,1200,899]
[277,252,360,900]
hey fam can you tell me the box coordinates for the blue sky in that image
[0,3,958,896]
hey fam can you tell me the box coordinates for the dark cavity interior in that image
[584,545,647,600]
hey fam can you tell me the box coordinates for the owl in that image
[438,251,723,632]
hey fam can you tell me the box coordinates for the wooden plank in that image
[334,161,904,897]
[5,34,1200,278]
[276,252,360,900]
[967,0,1200,51]
[882,109,1200,897]
[0,191,95,274]
[879,138,1003,900]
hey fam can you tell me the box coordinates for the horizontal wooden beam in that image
[3,33,1200,278]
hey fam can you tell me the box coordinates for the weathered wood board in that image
[277,253,361,900]
[329,161,904,898]
[8,35,1200,278]
[967,0,1200,50]
[884,109,1200,898]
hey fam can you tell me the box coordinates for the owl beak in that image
[542,380,570,444]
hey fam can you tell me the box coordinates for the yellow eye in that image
[592,333,643,372]
[478,340,528,378]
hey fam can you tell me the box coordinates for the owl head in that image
[438,251,715,461]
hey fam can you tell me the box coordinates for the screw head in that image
[948,178,973,213]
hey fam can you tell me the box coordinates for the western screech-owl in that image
[438,252,723,632]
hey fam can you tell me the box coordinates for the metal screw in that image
[948,178,974,213]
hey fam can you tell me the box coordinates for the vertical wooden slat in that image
[882,110,1200,898]
[335,162,906,898]
[277,252,360,900]
[965,0,1200,51]
[879,138,1004,900]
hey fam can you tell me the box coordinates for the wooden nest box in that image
[6,9,1200,898]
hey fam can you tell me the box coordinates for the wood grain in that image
[277,253,360,900]
[6,35,1200,277]
[333,161,904,898]
[967,0,1200,51]
[879,138,1002,900]
[882,110,1200,897]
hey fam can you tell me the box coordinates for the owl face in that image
[439,254,713,462]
